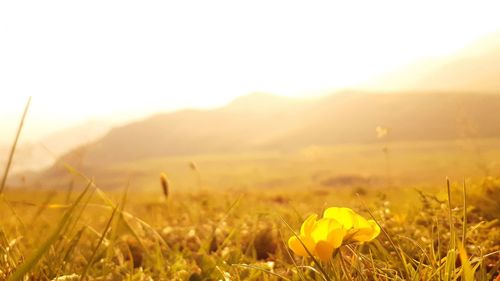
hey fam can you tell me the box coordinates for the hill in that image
[1,119,112,174]
[46,92,500,170]
[37,31,500,188]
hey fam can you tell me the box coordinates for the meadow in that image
[1,138,499,280]
[2,2,500,280]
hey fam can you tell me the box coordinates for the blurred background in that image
[2,0,500,191]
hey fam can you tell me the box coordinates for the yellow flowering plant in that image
[288,207,381,261]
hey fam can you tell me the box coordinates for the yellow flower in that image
[288,214,346,261]
[323,207,380,243]
[288,207,380,261]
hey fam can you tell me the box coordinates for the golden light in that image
[1,0,499,142]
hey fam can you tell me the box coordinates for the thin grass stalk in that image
[58,226,87,275]
[28,191,57,227]
[343,246,368,281]
[279,215,331,281]
[397,235,432,267]
[79,205,118,281]
[338,249,354,281]
[54,164,169,250]
[435,217,442,281]
[106,184,129,259]
[278,229,307,281]
[462,179,467,248]
[0,97,31,194]
[446,178,454,235]
[358,195,411,279]
[445,178,456,281]
[328,258,341,280]
[7,181,92,281]
[233,264,292,281]
[0,195,26,231]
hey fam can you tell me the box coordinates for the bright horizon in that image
[2,1,500,143]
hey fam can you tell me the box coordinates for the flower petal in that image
[352,213,371,229]
[347,228,374,242]
[311,218,345,247]
[323,207,356,229]
[327,227,346,248]
[311,218,332,243]
[367,220,381,240]
[300,214,318,236]
[346,220,380,242]
[315,240,335,261]
[288,235,316,257]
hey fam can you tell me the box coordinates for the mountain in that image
[46,92,500,171]
[49,93,310,166]
[0,119,112,174]
[40,119,113,156]
[364,31,500,93]
[37,31,500,187]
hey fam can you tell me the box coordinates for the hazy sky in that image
[1,0,500,143]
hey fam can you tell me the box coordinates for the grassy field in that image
[1,107,500,280]
[3,4,500,280]
[1,147,499,280]
[35,138,500,192]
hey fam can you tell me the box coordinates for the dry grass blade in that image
[79,205,118,281]
[462,179,467,248]
[445,178,456,281]
[7,181,92,281]
[358,194,411,279]
[0,96,31,194]
[457,242,475,281]
[233,264,291,281]
[278,215,331,281]
[278,230,307,281]
[446,178,454,235]
[106,185,129,259]
[338,249,354,281]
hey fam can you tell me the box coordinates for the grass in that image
[1,100,499,280]
[0,176,498,280]
[34,138,500,194]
